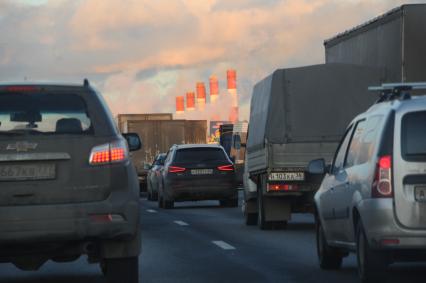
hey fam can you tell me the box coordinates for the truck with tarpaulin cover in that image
[244,63,386,229]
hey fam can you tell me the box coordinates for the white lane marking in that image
[146,209,157,213]
[174,220,189,226]
[212,241,236,250]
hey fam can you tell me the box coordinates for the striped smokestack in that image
[175,96,185,114]
[186,92,195,111]
[209,75,219,103]
[196,82,206,111]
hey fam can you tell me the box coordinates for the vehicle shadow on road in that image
[0,275,104,283]
[286,222,315,231]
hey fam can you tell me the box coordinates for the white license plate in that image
[191,169,213,175]
[415,186,426,202]
[269,172,305,181]
[0,163,56,181]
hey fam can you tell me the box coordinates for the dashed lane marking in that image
[146,209,157,213]
[212,241,236,250]
[174,220,189,226]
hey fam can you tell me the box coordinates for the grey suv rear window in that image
[175,148,228,163]
[0,92,92,135]
[402,111,426,161]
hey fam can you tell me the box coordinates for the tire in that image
[163,197,174,209]
[356,222,387,282]
[316,220,343,270]
[158,193,164,208]
[104,256,138,283]
[245,211,258,226]
[152,191,158,201]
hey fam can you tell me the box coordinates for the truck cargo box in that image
[247,63,386,172]
[324,4,426,82]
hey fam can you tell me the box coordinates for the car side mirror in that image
[308,158,326,175]
[122,133,142,152]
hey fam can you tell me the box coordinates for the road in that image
[0,193,426,283]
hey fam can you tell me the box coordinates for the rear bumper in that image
[359,199,426,250]
[165,180,237,201]
[0,191,140,244]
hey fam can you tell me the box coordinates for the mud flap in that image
[264,197,291,222]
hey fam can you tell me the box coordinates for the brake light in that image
[169,166,186,173]
[372,155,392,198]
[217,164,234,171]
[6,86,38,92]
[267,183,299,192]
[89,140,128,165]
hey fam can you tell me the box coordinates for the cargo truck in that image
[324,4,426,83]
[117,114,207,192]
[244,63,386,229]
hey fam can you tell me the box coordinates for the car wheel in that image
[356,222,387,282]
[104,257,138,283]
[163,197,174,209]
[316,220,343,269]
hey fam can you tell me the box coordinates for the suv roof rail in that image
[368,82,426,104]
[83,78,90,87]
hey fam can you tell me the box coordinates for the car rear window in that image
[174,148,228,163]
[402,111,426,161]
[0,92,92,135]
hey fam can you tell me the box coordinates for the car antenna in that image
[84,78,90,87]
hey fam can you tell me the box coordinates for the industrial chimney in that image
[196,82,206,111]
[186,92,195,111]
[209,76,219,104]
[175,96,185,114]
[227,69,239,123]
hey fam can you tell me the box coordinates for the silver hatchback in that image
[309,83,426,282]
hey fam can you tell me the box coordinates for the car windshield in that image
[175,148,228,163]
[0,92,92,135]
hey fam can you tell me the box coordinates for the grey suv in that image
[0,81,141,283]
[309,83,426,282]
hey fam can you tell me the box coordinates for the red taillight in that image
[217,164,234,171]
[267,183,299,192]
[6,86,38,92]
[372,155,393,198]
[89,141,128,165]
[169,166,186,173]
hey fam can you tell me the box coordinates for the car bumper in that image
[359,198,426,250]
[0,191,140,244]
[165,180,237,201]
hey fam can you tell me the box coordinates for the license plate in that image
[0,164,56,181]
[269,172,305,181]
[415,186,426,202]
[191,169,213,175]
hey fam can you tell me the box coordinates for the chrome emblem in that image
[6,141,38,152]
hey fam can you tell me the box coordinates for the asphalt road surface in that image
[0,193,426,283]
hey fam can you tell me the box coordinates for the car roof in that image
[350,95,426,125]
[173,144,223,150]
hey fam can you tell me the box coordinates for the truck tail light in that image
[217,164,234,171]
[169,166,186,173]
[372,155,393,198]
[89,140,128,165]
[267,183,299,192]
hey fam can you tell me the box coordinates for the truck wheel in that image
[104,257,138,283]
[356,222,387,282]
[257,183,272,230]
[316,220,342,269]
[158,193,164,208]
[245,211,258,225]
[152,191,158,201]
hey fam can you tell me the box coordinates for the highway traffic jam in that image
[1,3,426,283]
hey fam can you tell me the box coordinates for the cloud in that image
[0,0,419,120]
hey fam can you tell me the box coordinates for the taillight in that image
[169,166,186,173]
[217,164,234,171]
[89,140,128,165]
[267,183,299,192]
[6,85,38,92]
[372,155,392,198]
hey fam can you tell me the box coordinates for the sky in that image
[0,0,421,120]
